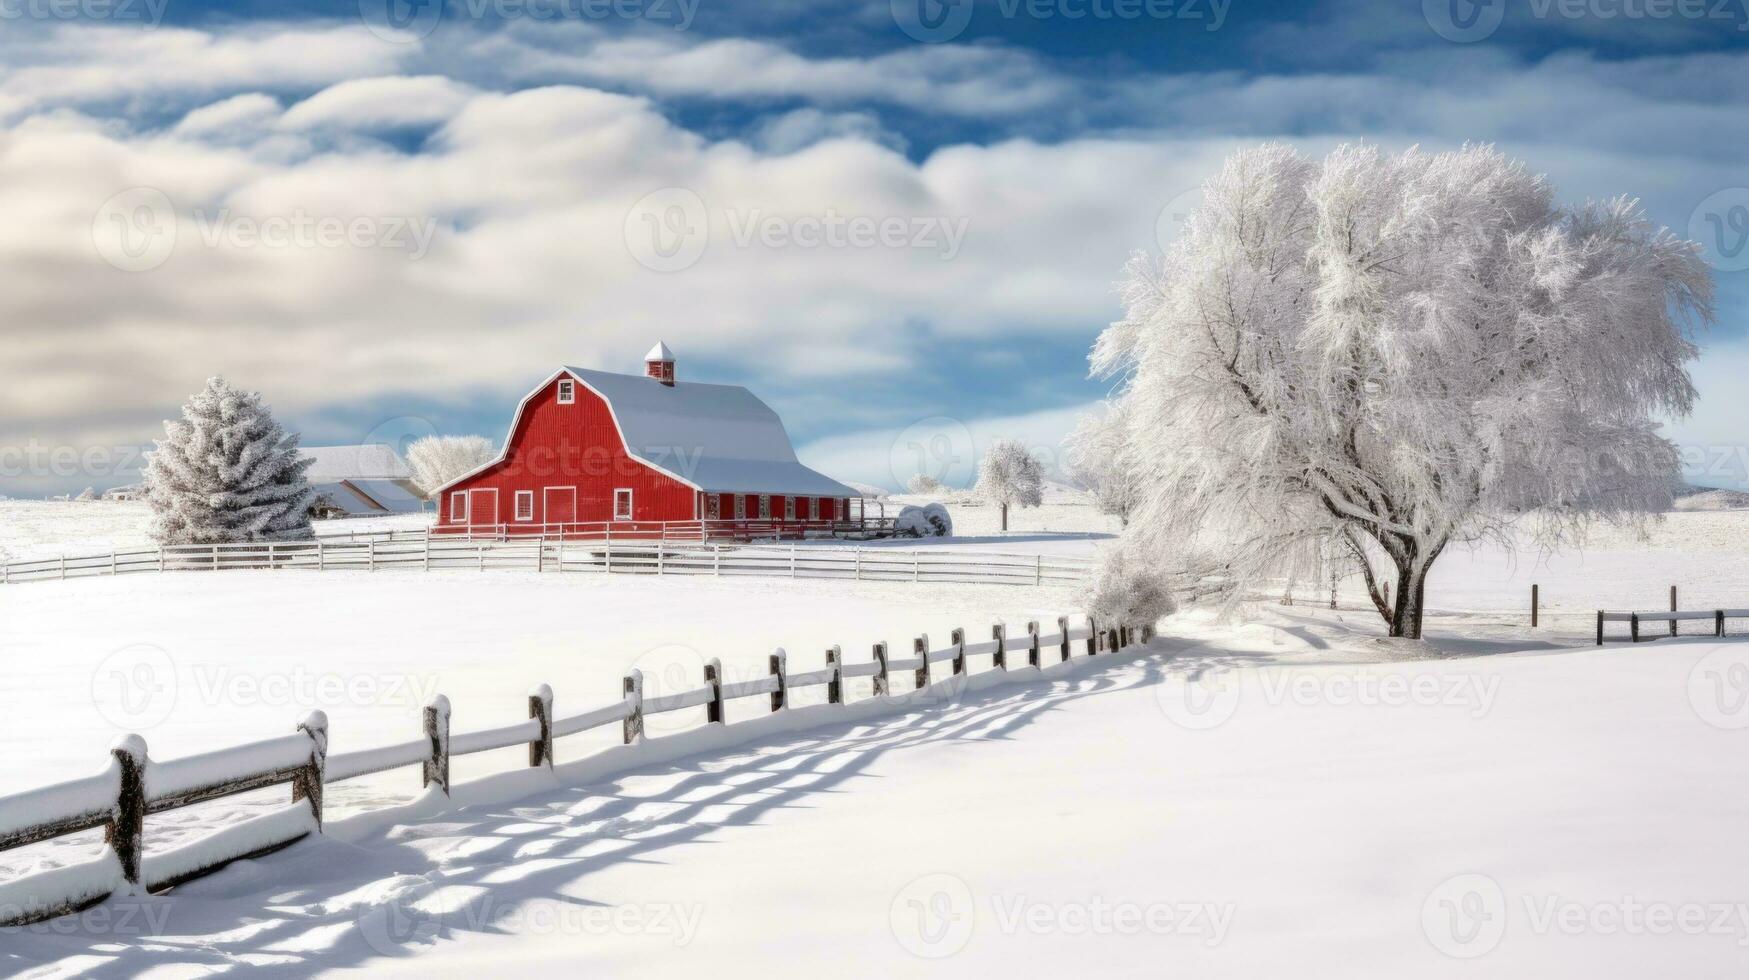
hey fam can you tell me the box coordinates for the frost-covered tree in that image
[977,439,1044,531]
[143,377,315,544]
[1065,402,1140,525]
[406,435,496,496]
[74,487,96,502]
[1095,143,1713,639]
[906,473,945,495]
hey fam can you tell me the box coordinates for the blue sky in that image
[0,0,1745,495]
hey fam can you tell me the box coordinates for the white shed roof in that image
[566,367,855,497]
[300,445,412,483]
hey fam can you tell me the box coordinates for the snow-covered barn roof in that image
[565,367,856,497]
[299,445,413,484]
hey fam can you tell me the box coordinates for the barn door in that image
[544,487,577,536]
[468,488,499,533]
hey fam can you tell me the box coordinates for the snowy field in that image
[5,609,1749,976]
[0,501,434,562]
[6,500,1749,975]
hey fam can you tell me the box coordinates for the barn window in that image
[614,488,633,520]
[809,497,820,521]
[557,380,575,405]
[758,494,771,519]
[705,493,721,519]
[733,494,746,520]
[450,493,467,523]
[514,491,534,522]
[783,496,795,521]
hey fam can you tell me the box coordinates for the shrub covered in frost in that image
[1082,545,1177,629]
[894,503,953,538]
[906,474,945,494]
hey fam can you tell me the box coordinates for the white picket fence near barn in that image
[0,535,1096,588]
[0,612,1153,926]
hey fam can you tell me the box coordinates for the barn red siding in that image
[437,376,697,528]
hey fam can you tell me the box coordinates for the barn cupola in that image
[645,341,676,386]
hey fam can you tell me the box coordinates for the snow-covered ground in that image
[7,499,1749,975]
[0,501,433,562]
[6,609,1749,977]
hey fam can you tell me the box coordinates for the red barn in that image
[433,344,860,540]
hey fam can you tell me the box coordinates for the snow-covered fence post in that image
[913,635,930,690]
[991,624,1007,670]
[422,535,430,572]
[1671,586,1679,638]
[1596,610,1605,646]
[1026,621,1041,668]
[293,711,327,830]
[107,735,148,894]
[623,671,645,744]
[768,650,787,712]
[1531,584,1539,628]
[872,641,889,696]
[1057,616,1072,663]
[705,659,725,724]
[528,684,553,768]
[317,541,326,571]
[1108,628,1121,652]
[1717,610,1727,638]
[854,550,862,581]
[1085,615,1098,657]
[714,544,721,576]
[367,538,376,572]
[423,696,451,795]
[826,646,843,705]
[951,628,966,676]
[1630,613,1641,643]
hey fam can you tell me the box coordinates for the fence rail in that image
[0,537,1095,588]
[1595,608,1749,644]
[0,612,1151,926]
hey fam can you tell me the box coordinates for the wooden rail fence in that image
[0,612,1151,926]
[0,538,1094,588]
[1595,608,1749,644]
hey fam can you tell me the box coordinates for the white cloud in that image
[172,93,283,136]
[0,23,411,120]
[0,19,1745,496]
[483,28,1074,116]
[279,76,478,131]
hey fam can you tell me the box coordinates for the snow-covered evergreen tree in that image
[1093,143,1714,638]
[977,439,1044,531]
[143,377,316,544]
[406,435,496,496]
